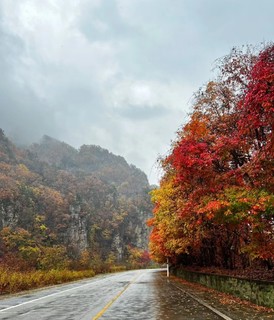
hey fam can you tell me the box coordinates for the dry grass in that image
[0,268,95,294]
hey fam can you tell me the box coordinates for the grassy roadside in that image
[0,268,95,295]
[0,263,154,295]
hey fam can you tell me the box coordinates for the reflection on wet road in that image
[0,269,270,319]
[99,270,221,320]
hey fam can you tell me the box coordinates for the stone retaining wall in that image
[172,268,274,308]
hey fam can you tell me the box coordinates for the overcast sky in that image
[0,0,273,184]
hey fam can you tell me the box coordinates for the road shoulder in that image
[169,273,274,320]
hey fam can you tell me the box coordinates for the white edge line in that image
[0,277,110,313]
[172,283,233,320]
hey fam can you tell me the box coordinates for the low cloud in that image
[0,0,273,183]
[116,105,168,121]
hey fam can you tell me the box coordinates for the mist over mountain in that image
[29,135,149,195]
[0,129,153,271]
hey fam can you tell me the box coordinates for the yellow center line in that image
[92,272,141,320]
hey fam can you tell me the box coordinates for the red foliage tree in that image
[149,44,274,271]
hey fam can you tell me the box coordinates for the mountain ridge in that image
[0,129,153,272]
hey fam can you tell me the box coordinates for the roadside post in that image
[167,258,169,277]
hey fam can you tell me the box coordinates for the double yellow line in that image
[92,272,141,320]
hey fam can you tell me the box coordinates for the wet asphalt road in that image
[0,269,244,319]
[0,270,274,320]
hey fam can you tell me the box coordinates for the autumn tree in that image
[149,44,274,271]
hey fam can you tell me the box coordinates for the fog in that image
[0,0,273,184]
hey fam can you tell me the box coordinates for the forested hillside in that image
[148,44,274,275]
[0,132,152,273]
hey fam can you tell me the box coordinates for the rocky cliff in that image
[0,130,153,271]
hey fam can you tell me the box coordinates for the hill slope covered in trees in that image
[0,132,152,273]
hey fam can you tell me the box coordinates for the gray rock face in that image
[68,204,88,252]
[0,204,18,228]
[0,132,153,267]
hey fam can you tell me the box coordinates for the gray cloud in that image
[0,0,273,183]
[0,27,58,144]
[79,0,138,41]
[116,105,169,121]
